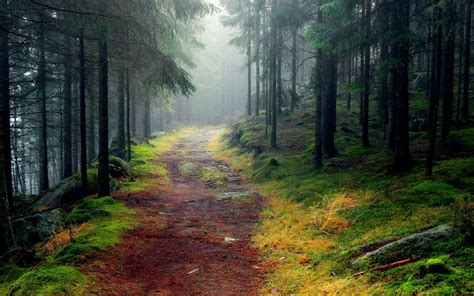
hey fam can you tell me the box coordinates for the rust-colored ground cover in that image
[83,130,265,295]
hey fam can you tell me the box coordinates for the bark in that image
[440,1,456,142]
[0,0,15,253]
[86,70,96,164]
[126,70,131,161]
[277,27,283,113]
[116,69,126,159]
[38,14,49,191]
[255,2,261,116]
[362,0,371,147]
[426,17,443,176]
[462,0,471,119]
[98,24,110,197]
[391,0,412,172]
[247,6,252,117]
[79,28,87,193]
[322,53,337,158]
[270,0,277,148]
[291,28,297,112]
[314,49,323,168]
[62,34,72,179]
[347,51,352,111]
[144,99,151,139]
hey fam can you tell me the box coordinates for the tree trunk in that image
[362,0,371,147]
[0,0,15,253]
[86,70,96,165]
[322,53,337,158]
[38,14,49,192]
[116,69,126,159]
[347,51,352,111]
[391,0,412,172]
[270,0,277,148]
[98,25,110,197]
[144,100,151,139]
[63,34,72,179]
[126,70,131,161]
[277,27,283,113]
[440,0,456,142]
[247,12,252,117]
[462,0,471,119]
[426,16,443,176]
[79,28,87,193]
[255,2,261,116]
[314,47,323,168]
[291,28,297,112]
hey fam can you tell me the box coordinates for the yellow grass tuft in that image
[313,192,358,234]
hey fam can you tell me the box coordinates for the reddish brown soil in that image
[84,130,265,295]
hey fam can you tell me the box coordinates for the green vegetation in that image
[4,266,87,296]
[120,129,195,192]
[209,109,474,294]
[1,130,192,295]
[1,196,136,295]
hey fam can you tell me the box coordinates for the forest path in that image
[86,129,265,295]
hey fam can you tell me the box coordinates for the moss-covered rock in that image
[29,175,96,213]
[12,209,68,248]
[353,225,455,268]
[108,156,131,178]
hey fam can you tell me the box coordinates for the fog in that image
[186,2,248,125]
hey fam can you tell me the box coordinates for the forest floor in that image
[84,129,265,295]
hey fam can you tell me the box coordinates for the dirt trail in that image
[86,130,265,295]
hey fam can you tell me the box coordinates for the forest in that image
[0,0,473,295]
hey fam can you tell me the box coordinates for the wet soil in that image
[84,130,265,295]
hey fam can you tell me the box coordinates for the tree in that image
[97,14,110,197]
[440,0,456,142]
[361,0,371,147]
[38,12,49,191]
[0,0,15,254]
[270,0,278,149]
[462,0,471,119]
[389,0,412,171]
[63,34,73,179]
[426,10,443,177]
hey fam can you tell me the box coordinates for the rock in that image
[217,191,258,201]
[30,175,96,212]
[108,156,131,177]
[269,159,279,166]
[353,225,454,267]
[13,209,67,247]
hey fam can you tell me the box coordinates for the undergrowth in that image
[209,111,474,295]
[1,196,136,295]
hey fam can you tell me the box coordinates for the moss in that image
[52,196,136,263]
[200,166,227,186]
[210,116,474,295]
[178,162,197,177]
[4,266,87,296]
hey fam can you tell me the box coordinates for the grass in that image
[209,109,474,295]
[120,128,196,192]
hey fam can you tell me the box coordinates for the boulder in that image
[108,156,131,177]
[13,209,68,247]
[353,225,454,268]
[30,175,93,212]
